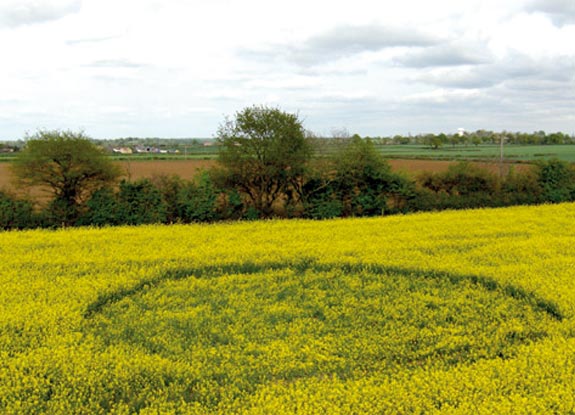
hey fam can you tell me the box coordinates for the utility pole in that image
[499,133,504,178]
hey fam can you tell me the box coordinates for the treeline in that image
[3,129,574,154]
[2,140,575,230]
[372,130,575,147]
[2,106,575,231]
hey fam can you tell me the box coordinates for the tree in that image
[333,136,413,216]
[423,134,444,149]
[216,105,312,217]
[303,136,414,218]
[11,130,122,225]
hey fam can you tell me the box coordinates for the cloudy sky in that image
[0,0,574,139]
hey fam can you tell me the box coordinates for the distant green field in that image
[2,144,575,163]
[109,146,219,161]
[375,144,575,162]
[165,144,575,163]
[0,154,16,162]
[108,153,217,161]
[107,144,575,163]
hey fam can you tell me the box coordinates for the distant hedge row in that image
[2,157,575,230]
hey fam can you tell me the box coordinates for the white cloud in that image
[394,43,493,68]
[402,88,483,105]
[0,0,574,139]
[0,0,81,28]
[527,0,575,26]
[488,12,575,57]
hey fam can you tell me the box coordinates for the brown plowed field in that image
[116,159,217,181]
[0,160,218,198]
[387,159,531,175]
[0,159,531,197]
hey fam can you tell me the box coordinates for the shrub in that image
[419,162,499,196]
[117,179,167,225]
[42,198,81,228]
[150,175,186,224]
[534,159,575,203]
[177,172,220,223]
[301,177,343,219]
[0,191,36,230]
[78,187,121,227]
[501,167,543,205]
[217,190,246,221]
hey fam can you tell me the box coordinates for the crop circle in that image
[86,264,557,408]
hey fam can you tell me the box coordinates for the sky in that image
[0,0,574,140]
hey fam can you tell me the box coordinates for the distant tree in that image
[544,132,567,145]
[11,130,122,225]
[216,105,312,217]
[393,135,411,145]
[423,134,444,150]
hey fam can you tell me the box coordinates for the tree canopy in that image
[11,130,122,224]
[303,136,414,218]
[216,105,312,217]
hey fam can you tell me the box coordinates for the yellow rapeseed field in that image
[1,203,575,414]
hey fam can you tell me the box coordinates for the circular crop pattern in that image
[86,264,558,410]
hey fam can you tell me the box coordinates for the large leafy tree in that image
[216,105,312,217]
[11,130,122,225]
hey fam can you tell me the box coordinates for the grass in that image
[3,144,575,164]
[375,144,575,162]
[107,144,575,163]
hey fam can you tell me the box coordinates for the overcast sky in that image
[0,0,574,140]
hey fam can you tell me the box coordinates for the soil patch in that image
[387,159,532,176]
[117,159,217,181]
